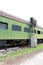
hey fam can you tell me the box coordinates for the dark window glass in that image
[12,25,21,31]
[24,28,29,32]
[0,22,8,29]
[34,30,36,33]
[37,31,40,34]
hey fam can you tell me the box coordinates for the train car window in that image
[37,31,40,34]
[12,25,21,31]
[0,22,8,29]
[24,28,29,32]
[34,30,36,33]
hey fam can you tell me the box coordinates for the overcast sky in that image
[0,0,43,27]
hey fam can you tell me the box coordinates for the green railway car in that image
[35,26,43,43]
[0,11,43,46]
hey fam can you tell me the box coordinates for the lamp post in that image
[29,17,37,47]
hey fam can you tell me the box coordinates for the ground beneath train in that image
[0,48,43,65]
[20,52,43,65]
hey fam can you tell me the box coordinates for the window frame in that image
[12,24,21,31]
[37,30,40,34]
[24,27,30,32]
[0,22,8,29]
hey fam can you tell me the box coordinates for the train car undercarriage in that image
[0,39,43,47]
[0,39,30,47]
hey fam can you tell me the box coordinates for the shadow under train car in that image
[0,40,6,47]
[0,39,30,47]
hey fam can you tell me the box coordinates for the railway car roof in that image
[0,10,29,24]
[0,10,43,29]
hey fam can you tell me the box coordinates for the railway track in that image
[0,45,30,56]
[0,43,42,56]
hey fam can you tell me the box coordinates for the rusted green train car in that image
[0,11,43,46]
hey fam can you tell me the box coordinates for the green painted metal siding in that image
[0,16,43,40]
[0,16,30,39]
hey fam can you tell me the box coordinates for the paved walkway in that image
[20,52,43,65]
